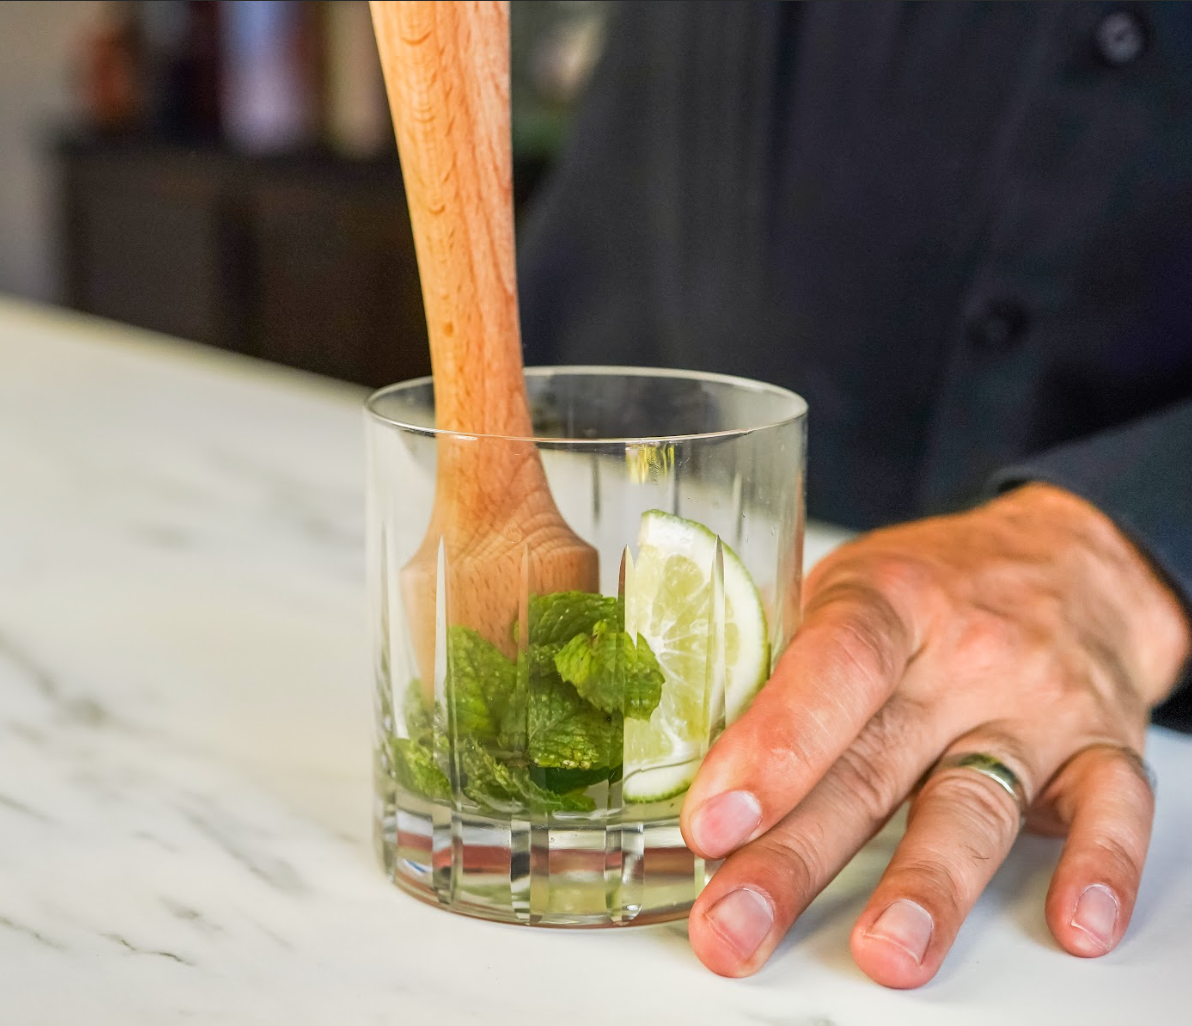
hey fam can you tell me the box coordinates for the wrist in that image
[995,483,1191,708]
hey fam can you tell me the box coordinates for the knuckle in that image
[752,826,825,905]
[917,769,1022,841]
[722,690,820,782]
[835,548,937,599]
[889,856,967,921]
[876,553,935,591]
[951,607,1032,674]
[1097,750,1154,796]
[1055,687,1121,731]
[831,700,926,824]
[820,596,907,700]
[1051,741,1155,815]
[1085,834,1145,885]
[833,745,902,826]
[1081,748,1157,823]
[1082,646,1148,720]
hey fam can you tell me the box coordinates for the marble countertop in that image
[1,296,1188,1025]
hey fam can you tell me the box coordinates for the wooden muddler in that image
[370,1,598,688]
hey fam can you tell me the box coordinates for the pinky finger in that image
[1042,744,1156,958]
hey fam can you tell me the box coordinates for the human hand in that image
[680,483,1190,987]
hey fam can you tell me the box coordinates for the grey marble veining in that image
[0,297,1188,1025]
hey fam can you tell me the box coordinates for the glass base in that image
[377,789,706,928]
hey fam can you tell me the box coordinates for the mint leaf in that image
[458,738,521,808]
[531,764,620,793]
[526,591,621,647]
[438,601,633,805]
[554,622,664,720]
[621,631,665,719]
[446,626,517,741]
[503,640,624,780]
[391,738,451,801]
[496,644,559,753]
[402,678,434,745]
[496,687,528,754]
[526,643,563,679]
[459,738,595,813]
[527,674,621,770]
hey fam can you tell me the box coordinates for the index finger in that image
[680,579,916,859]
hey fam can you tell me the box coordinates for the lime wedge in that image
[622,510,770,803]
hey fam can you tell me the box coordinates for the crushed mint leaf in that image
[446,626,518,741]
[459,738,595,813]
[402,678,434,745]
[391,738,451,801]
[527,673,621,770]
[392,593,650,813]
[531,764,620,793]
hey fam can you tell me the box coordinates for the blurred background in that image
[0,0,607,385]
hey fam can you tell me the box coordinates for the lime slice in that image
[622,510,770,803]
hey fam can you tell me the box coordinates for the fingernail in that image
[1071,884,1119,951]
[706,887,774,960]
[691,790,763,857]
[867,899,934,965]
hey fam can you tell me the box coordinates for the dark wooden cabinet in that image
[57,137,432,387]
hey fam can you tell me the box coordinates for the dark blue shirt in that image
[517,1,1192,728]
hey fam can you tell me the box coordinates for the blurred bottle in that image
[510,0,607,162]
[138,0,221,139]
[182,1,224,139]
[220,0,323,154]
[139,0,188,135]
[80,0,145,134]
[324,0,391,158]
[530,0,606,107]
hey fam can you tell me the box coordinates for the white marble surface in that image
[0,296,1188,1025]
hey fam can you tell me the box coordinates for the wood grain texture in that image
[371,0,525,436]
[370,1,597,682]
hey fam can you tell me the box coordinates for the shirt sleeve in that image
[988,398,1192,731]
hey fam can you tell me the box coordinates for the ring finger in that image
[849,727,1042,989]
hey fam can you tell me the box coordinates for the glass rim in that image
[364,365,808,445]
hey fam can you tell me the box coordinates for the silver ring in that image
[931,752,1030,824]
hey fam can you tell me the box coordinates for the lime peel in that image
[622,510,769,803]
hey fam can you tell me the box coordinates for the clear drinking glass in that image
[367,368,806,926]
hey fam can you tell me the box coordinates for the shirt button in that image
[967,300,1029,352]
[1095,9,1147,67]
